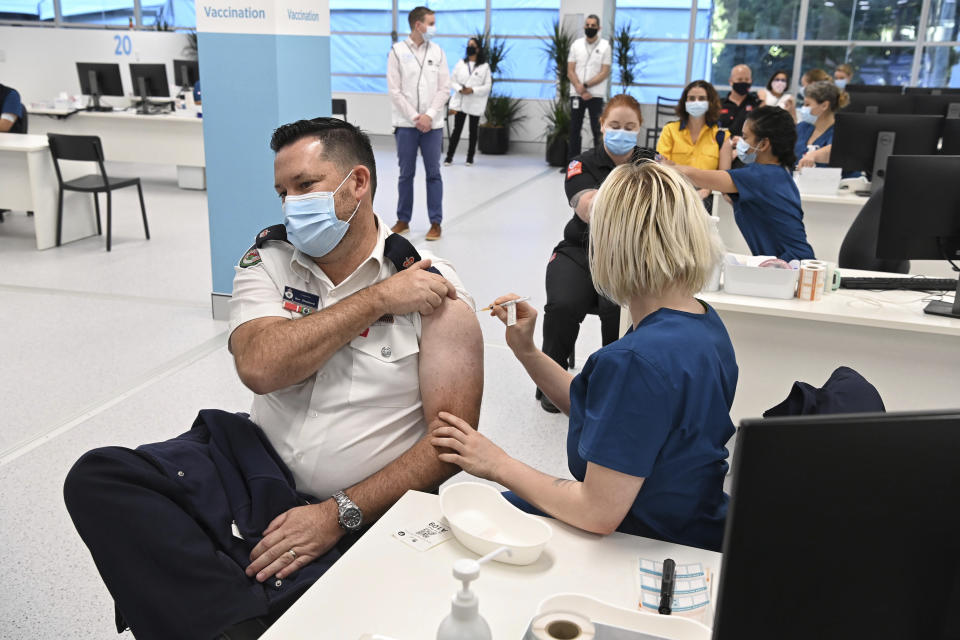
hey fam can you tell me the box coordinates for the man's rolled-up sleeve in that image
[228,259,292,337]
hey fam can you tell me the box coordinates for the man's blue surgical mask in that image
[736,138,758,164]
[423,24,436,40]
[798,105,818,124]
[283,171,359,258]
[604,128,637,155]
[685,101,709,118]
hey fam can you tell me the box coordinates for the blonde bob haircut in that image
[589,161,723,305]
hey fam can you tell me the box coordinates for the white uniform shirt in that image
[228,218,475,499]
[387,38,450,129]
[448,59,492,117]
[568,37,612,98]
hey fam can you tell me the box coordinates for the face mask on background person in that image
[466,45,477,56]
[736,138,758,164]
[732,82,751,96]
[423,24,436,40]
[798,105,819,124]
[685,101,709,118]
[584,27,598,38]
[604,128,638,155]
[835,78,848,90]
[283,171,360,258]
[771,79,788,94]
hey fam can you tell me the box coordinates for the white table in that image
[0,133,98,249]
[262,490,721,640]
[29,108,205,190]
[714,191,956,278]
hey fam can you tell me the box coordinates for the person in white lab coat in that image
[444,37,492,167]
[387,5,450,241]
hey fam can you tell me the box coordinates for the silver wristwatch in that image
[332,490,363,532]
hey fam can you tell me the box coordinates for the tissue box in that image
[723,263,799,299]
[794,167,842,195]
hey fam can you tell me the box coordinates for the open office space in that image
[1,0,959,638]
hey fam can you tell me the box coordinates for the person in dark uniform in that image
[0,82,26,134]
[539,93,655,413]
[717,64,761,137]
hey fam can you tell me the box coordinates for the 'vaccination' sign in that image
[197,0,328,35]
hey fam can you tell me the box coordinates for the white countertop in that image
[798,191,869,206]
[0,133,49,151]
[31,107,202,123]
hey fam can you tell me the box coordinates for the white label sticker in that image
[507,304,517,327]
[392,519,453,551]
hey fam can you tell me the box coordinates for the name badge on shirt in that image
[283,286,319,315]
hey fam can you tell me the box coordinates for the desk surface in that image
[31,107,202,123]
[700,274,960,338]
[799,191,869,206]
[262,490,720,640]
[0,133,48,151]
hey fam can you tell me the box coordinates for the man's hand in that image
[462,87,474,95]
[415,114,433,133]
[489,293,538,356]
[372,259,457,316]
[580,89,593,101]
[431,411,511,482]
[245,501,343,582]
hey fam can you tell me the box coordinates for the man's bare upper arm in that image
[418,299,484,428]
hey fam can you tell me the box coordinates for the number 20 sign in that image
[114,34,133,55]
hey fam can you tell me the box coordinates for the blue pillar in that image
[197,2,331,318]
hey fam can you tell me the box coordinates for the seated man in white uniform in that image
[63,117,483,640]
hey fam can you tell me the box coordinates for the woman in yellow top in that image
[657,80,731,212]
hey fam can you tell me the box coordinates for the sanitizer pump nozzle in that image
[436,546,512,640]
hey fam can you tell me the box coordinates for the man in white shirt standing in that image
[387,6,450,241]
[566,15,612,160]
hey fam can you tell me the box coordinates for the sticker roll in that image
[797,264,825,301]
[525,611,596,640]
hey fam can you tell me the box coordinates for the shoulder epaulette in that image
[254,224,289,248]
[384,233,441,275]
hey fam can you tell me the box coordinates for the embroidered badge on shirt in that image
[239,248,262,268]
[566,160,583,179]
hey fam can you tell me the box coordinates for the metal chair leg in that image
[136,182,149,240]
[106,190,113,252]
[56,188,64,246]
[93,193,102,236]
[567,346,576,370]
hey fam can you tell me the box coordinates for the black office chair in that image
[332,98,347,121]
[838,186,909,273]
[644,127,660,149]
[47,133,149,252]
[655,95,679,130]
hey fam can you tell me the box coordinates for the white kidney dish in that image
[439,482,552,565]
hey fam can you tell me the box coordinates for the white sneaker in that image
[443,160,452,166]
[465,161,473,166]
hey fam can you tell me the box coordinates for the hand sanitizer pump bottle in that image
[436,546,510,640]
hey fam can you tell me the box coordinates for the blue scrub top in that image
[1,87,23,118]
[795,122,834,168]
[566,302,738,552]
[728,163,815,261]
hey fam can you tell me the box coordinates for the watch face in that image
[341,507,363,530]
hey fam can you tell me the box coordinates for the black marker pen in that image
[659,558,676,615]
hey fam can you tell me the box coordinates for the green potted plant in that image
[474,31,523,154]
[611,21,638,93]
[541,19,575,166]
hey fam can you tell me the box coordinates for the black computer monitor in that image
[843,91,916,114]
[905,86,960,96]
[76,62,124,112]
[829,113,944,193]
[173,59,199,88]
[943,119,960,154]
[844,83,904,94]
[913,94,960,118]
[713,411,960,640]
[878,155,960,317]
[129,63,170,114]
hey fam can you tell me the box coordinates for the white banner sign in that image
[197,0,329,36]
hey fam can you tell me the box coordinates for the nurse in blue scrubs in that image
[672,105,815,262]
[795,80,848,169]
[430,162,738,552]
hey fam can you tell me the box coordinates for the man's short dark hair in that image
[408,6,434,30]
[586,14,600,26]
[270,118,378,201]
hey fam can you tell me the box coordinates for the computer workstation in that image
[129,63,173,115]
[75,62,124,112]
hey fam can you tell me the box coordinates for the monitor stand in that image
[923,275,960,319]
[136,77,152,115]
[86,71,113,112]
[870,130,895,195]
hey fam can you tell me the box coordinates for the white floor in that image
[0,139,602,639]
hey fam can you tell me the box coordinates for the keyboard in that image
[840,276,958,291]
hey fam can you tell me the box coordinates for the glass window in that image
[433,35,477,71]
[846,45,915,85]
[801,44,850,78]
[926,0,960,42]
[399,0,485,36]
[695,0,711,37]
[490,79,552,99]
[490,0,560,36]
[616,0,694,40]
[332,75,388,93]
[498,37,553,80]
[919,46,960,87]
[331,8,392,33]
[808,0,921,41]
[142,0,195,29]
[615,41,689,89]
[0,0,54,20]
[691,41,712,80]
[708,0,801,40]
[59,0,135,25]
[625,84,684,105]
[332,34,393,78]
[708,43,796,87]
